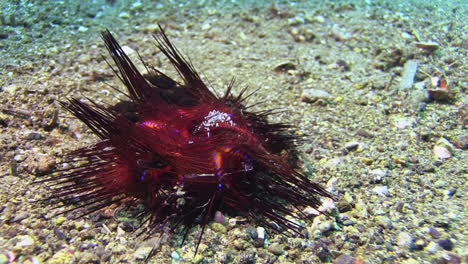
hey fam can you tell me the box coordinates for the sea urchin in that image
[38,25,332,253]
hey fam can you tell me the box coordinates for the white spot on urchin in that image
[198,110,236,137]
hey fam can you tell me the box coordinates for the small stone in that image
[375,216,393,229]
[440,253,461,264]
[111,244,127,255]
[318,221,333,233]
[79,252,100,263]
[211,222,227,234]
[288,16,304,26]
[55,229,67,240]
[372,186,390,196]
[401,259,419,264]
[130,1,143,11]
[48,248,74,264]
[427,227,441,239]
[141,24,159,33]
[369,169,387,183]
[9,212,28,223]
[15,235,34,248]
[54,216,67,225]
[433,145,452,159]
[313,15,326,23]
[342,219,357,226]
[77,26,88,32]
[344,141,359,151]
[35,156,56,175]
[413,238,426,250]
[397,232,413,249]
[391,115,415,129]
[134,246,152,260]
[201,23,211,31]
[274,61,297,73]
[14,154,26,162]
[0,254,8,264]
[452,135,468,150]
[334,254,354,264]
[4,84,19,94]
[268,243,284,256]
[26,132,43,140]
[233,239,249,250]
[171,251,180,260]
[256,227,265,240]
[301,89,332,103]
[119,12,130,19]
[437,239,454,251]
[426,241,439,254]
[415,41,439,53]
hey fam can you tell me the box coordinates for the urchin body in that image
[40,25,331,250]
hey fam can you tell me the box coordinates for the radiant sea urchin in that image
[39,25,332,253]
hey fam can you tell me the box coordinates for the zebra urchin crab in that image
[38,25,332,253]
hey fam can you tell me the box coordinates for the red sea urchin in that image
[38,25,332,253]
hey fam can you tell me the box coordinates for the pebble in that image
[301,89,332,103]
[397,232,413,249]
[211,222,227,234]
[391,115,414,129]
[233,239,249,250]
[268,243,284,256]
[413,238,426,250]
[437,239,454,251]
[9,212,28,223]
[399,59,418,90]
[288,16,304,26]
[334,254,354,264]
[309,15,325,24]
[48,249,74,264]
[13,154,26,162]
[109,243,126,254]
[318,221,333,233]
[141,24,159,33]
[368,168,387,183]
[415,41,440,53]
[77,26,88,32]
[372,186,390,196]
[426,241,439,254]
[15,235,34,248]
[133,246,152,260]
[439,254,462,264]
[171,251,180,260]
[79,252,99,263]
[201,23,211,31]
[401,259,419,264]
[0,254,7,264]
[4,84,19,94]
[119,12,130,19]
[130,1,143,11]
[344,141,359,151]
[26,132,43,140]
[54,216,67,226]
[375,215,393,229]
[452,135,468,150]
[256,227,265,240]
[427,227,442,239]
[433,145,452,159]
[273,61,297,73]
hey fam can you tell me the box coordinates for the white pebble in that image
[256,227,265,240]
[372,186,390,196]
